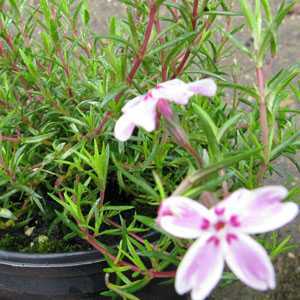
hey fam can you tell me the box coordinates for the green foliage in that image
[0,0,299,298]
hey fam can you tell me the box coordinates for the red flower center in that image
[214,221,226,231]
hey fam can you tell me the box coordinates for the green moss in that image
[0,234,24,251]
[0,232,88,253]
[22,235,85,253]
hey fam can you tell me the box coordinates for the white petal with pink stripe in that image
[114,78,217,141]
[156,186,298,300]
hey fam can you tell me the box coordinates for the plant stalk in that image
[91,2,158,138]
[154,13,167,81]
[256,66,269,182]
[192,0,199,29]
[83,229,176,279]
[127,1,157,84]
[173,17,212,78]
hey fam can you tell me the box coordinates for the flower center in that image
[199,208,241,234]
[214,221,226,231]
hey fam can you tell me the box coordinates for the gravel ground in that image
[86,1,300,299]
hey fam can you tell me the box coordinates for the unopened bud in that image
[156,99,173,121]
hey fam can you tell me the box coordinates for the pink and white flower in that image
[157,186,298,300]
[114,78,217,141]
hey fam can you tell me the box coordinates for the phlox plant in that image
[0,0,299,299]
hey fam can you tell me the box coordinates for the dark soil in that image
[0,215,90,253]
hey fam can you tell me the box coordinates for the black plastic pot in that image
[0,249,185,300]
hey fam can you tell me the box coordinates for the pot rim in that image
[0,249,103,268]
[0,231,158,268]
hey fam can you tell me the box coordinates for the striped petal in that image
[214,186,298,234]
[157,196,212,239]
[152,79,194,105]
[125,97,158,132]
[122,95,144,113]
[175,234,224,300]
[114,114,135,141]
[224,232,275,291]
[240,186,298,234]
[187,78,217,97]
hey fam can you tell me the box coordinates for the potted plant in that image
[0,0,299,299]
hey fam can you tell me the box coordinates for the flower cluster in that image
[157,186,298,300]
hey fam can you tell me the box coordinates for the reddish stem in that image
[58,50,74,98]
[154,15,167,81]
[99,190,106,207]
[0,41,4,56]
[83,230,176,279]
[173,49,191,79]
[105,219,146,245]
[219,169,229,197]
[149,270,176,278]
[127,2,157,84]
[173,18,212,78]
[91,2,158,137]
[84,230,141,272]
[87,111,112,139]
[0,134,20,143]
[4,35,14,51]
[171,0,179,21]
[54,178,65,202]
[173,0,199,78]
[192,0,199,29]
[256,67,269,182]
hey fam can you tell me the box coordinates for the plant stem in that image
[192,0,199,29]
[170,0,179,21]
[200,191,217,208]
[105,219,146,245]
[83,230,141,272]
[256,66,269,182]
[127,1,157,84]
[148,270,176,278]
[220,169,229,197]
[173,17,212,78]
[83,229,176,279]
[172,0,200,78]
[154,14,167,81]
[0,134,20,143]
[87,111,112,139]
[91,2,158,138]
[0,41,4,56]
[172,0,199,78]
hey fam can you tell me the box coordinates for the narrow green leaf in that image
[239,0,256,31]
[22,132,55,144]
[113,156,159,199]
[193,103,219,159]
[148,31,197,56]
[270,131,300,160]
[219,28,253,57]
[173,148,260,195]
[217,113,243,142]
